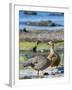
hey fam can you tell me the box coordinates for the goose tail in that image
[19,60,32,67]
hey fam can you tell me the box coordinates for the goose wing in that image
[51,53,60,67]
[31,56,51,70]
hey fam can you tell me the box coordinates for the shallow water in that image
[19,66,64,79]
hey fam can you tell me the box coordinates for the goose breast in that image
[31,56,51,70]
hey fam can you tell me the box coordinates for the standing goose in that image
[21,55,51,77]
[20,41,52,77]
[47,40,60,74]
[32,40,41,52]
[28,40,41,53]
[20,40,60,77]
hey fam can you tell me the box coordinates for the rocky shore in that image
[19,29,64,42]
[19,20,63,27]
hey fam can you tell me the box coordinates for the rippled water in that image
[19,11,64,30]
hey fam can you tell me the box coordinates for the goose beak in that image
[48,41,51,45]
[48,40,54,45]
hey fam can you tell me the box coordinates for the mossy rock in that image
[19,56,28,62]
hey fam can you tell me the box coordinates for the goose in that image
[20,55,51,77]
[23,28,29,33]
[20,41,52,77]
[20,40,60,77]
[26,40,41,54]
[47,40,61,74]
[32,40,41,52]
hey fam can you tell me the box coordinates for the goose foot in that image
[43,72,49,76]
[51,72,56,75]
[37,70,40,78]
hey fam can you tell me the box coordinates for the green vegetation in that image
[19,41,64,50]
[20,56,28,62]
[19,56,28,70]
[54,41,64,49]
[19,41,36,50]
[19,41,64,70]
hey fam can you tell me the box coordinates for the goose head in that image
[33,40,41,53]
[37,40,41,45]
[48,40,54,54]
[48,40,54,47]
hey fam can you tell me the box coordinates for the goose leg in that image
[37,70,39,77]
[55,66,59,74]
[51,67,56,75]
[51,67,54,75]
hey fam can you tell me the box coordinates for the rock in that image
[44,72,49,76]
[24,11,37,15]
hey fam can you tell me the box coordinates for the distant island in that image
[19,29,64,42]
[24,11,37,15]
[19,20,63,27]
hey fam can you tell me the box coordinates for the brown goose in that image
[21,55,51,77]
[20,41,52,77]
[20,40,60,77]
[47,40,60,74]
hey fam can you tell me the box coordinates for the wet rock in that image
[24,76,32,79]
[43,72,49,76]
[24,11,37,15]
[58,66,64,71]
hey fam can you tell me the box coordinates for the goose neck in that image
[50,45,54,54]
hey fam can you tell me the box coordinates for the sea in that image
[19,11,64,31]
